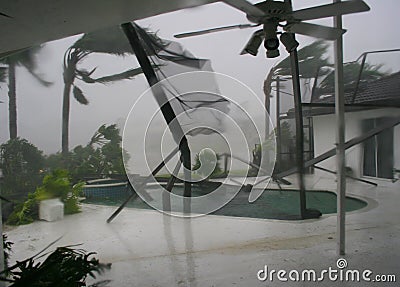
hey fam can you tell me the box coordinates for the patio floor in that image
[5,174,400,286]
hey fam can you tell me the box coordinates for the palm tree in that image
[61,26,147,156]
[1,47,51,139]
[264,41,331,130]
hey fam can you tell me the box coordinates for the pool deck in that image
[5,174,400,286]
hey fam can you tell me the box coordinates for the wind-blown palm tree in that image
[264,41,331,129]
[1,47,51,139]
[264,41,387,113]
[61,26,147,156]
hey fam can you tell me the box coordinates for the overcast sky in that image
[1,0,400,157]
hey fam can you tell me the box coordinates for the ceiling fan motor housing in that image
[246,1,291,23]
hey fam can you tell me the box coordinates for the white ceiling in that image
[0,0,218,54]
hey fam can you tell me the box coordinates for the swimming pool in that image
[83,184,367,220]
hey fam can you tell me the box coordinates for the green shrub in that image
[35,170,70,201]
[64,182,84,215]
[0,138,44,200]
[6,193,38,225]
[35,169,82,215]
[7,170,82,225]
[45,124,129,183]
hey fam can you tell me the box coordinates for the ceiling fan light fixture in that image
[280,32,299,52]
[243,32,264,56]
[264,37,280,51]
[263,20,280,54]
[266,49,280,58]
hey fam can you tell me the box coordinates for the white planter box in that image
[39,198,64,222]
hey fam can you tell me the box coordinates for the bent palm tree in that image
[61,26,147,156]
[264,40,331,130]
[1,47,51,139]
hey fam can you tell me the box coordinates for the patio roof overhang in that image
[0,0,218,56]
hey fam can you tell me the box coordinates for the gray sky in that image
[1,0,400,156]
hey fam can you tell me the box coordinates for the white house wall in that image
[313,108,400,178]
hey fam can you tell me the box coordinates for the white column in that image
[334,0,346,255]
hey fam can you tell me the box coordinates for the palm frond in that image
[82,67,144,84]
[73,85,89,105]
[72,24,165,57]
[273,40,331,79]
[76,68,98,83]
[2,45,53,87]
[72,26,133,55]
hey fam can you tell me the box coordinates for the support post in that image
[163,159,182,212]
[334,1,346,256]
[350,54,367,104]
[121,22,191,215]
[0,170,5,286]
[290,43,307,219]
[276,76,282,169]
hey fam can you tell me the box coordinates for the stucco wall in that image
[313,108,400,178]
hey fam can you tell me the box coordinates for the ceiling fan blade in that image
[292,0,370,21]
[285,22,346,40]
[0,47,30,60]
[174,24,256,38]
[222,0,266,18]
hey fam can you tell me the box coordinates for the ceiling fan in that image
[174,0,370,58]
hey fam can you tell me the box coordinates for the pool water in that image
[83,184,367,220]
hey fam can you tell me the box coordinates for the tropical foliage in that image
[0,138,45,199]
[47,124,128,182]
[35,169,83,214]
[6,192,37,225]
[264,40,387,104]
[0,243,111,287]
[7,169,83,225]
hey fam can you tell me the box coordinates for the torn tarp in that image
[132,23,230,137]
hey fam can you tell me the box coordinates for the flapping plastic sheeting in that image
[133,24,230,137]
